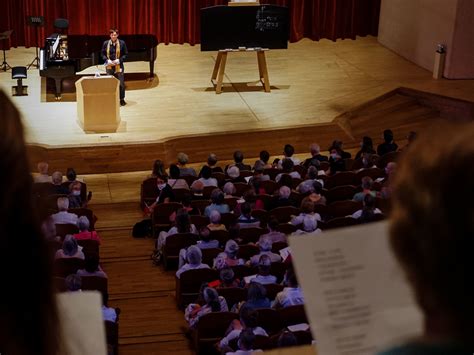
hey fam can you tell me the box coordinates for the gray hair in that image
[186,245,202,266]
[177,152,189,165]
[57,196,69,211]
[209,210,221,224]
[62,234,79,256]
[259,235,273,252]
[279,186,291,199]
[310,143,320,155]
[227,166,240,179]
[225,239,239,257]
[223,182,236,195]
[307,166,318,179]
[52,171,63,184]
[77,216,90,231]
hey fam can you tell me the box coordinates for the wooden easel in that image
[211,48,271,94]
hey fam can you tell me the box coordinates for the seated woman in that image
[198,165,218,187]
[184,287,228,328]
[68,181,87,209]
[168,164,190,190]
[248,236,282,266]
[259,218,287,244]
[217,267,241,288]
[237,282,271,312]
[292,215,322,236]
[237,202,260,229]
[146,175,175,213]
[248,255,277,285]
[214,240,245,270]
[149,159,166,179]
[351,193,382,220]
[77,255,107,278]
[290,198,321,227]
[74,216,101,244]
[297,166,325,193]
[156,208,198,251]
[223,182,237,198]
[204,189,230,217]
[176,245,210,279]
[207,210,227,231]
[219,307,268,350]
[353,176,378,202]
[306,181,327,205]
[272,268,304,309]
[55,234,85,260]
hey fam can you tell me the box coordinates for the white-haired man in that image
[51,197,79,225]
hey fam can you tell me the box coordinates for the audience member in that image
[190,180,205,200]
[329,140,351,159]
[355,136,376,160]
[74,216,101,244]
[150,159,166,178]
[237,202,260,229]
[35,161,52,182]
[249,236,282,266]
[306,181,327,205]
[50,171,69,195]
[185,287,228,328]
[259,218,286,244]
[68,181,86,208]
[223,182,237,197]
[272,268,304,308]
[168,164,190,190]
[277,331,298,348]
[214,240,245,269]
[292,215,322,235]
[101,292,117,322]
[327,147,346,175]
[248,255,278,285]
[51,197,79,225]
[177,152,197,177]
[208,210,227,231]
[219,308,268,349]
[204,189,230,217]
[353,176,378,202]
[215,267,242,288]
[226,328,263,355]
[275,158,301,183]
[176,246,211,278]
[255,150,272,170]
[226,150,252,172]
[66,167,78,182]
[55,234,85,260]
[303,143,328,168]
[291,199,321,227]
[197,226,220,249]
[239,282,271,311]
[379,124,474,354]
[268,186,297,210]
[279,144,300,166]
[204,153,223,173]
[296,166,324,193]
[157,208,198,251]
[227,165,246,183]
[198,165,218,187]
[377,129,398,156]
[351,193,382,220]
[77,255,108,278]
[146,175,175,212]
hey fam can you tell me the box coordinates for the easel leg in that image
[216,52,227,94]
[212,51,223,81]
[257,51,271,93]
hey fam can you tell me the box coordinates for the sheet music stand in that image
[26,16,45,69]
[0,30,13,71]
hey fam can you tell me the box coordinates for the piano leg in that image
[148,61,155,82]
[54,78,62,100]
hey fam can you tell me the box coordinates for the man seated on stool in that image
[101,28,128,106]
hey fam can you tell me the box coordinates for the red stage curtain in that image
[0,0,380,49]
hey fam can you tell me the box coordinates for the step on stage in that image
[1,37,473,174]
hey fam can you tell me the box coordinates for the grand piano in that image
[39,34,158,99]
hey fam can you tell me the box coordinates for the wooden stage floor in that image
[1,37,473,172]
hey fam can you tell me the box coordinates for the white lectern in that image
[75,76,120,133]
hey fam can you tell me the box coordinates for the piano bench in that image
[12,66,28,96]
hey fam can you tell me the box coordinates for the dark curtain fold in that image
[0,0,380,49]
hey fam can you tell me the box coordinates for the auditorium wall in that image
[378,0,474,79]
